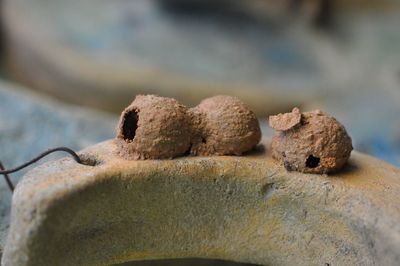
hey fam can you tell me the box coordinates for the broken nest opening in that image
[122,109,139,142]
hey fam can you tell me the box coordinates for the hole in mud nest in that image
[122,110,138,141]
[79,154,102,166]
[306,155,320,168]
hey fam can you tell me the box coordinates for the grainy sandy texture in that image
[116,95,192,160]
[189,95,261,156]
[2,139,400,266]
[116,95,261,160]
[270,109,353,174]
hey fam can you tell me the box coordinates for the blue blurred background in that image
[1,0,400,263]
[1,0,400,167]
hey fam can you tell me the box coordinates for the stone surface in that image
[0,80,117,256]
[2,139,400,266]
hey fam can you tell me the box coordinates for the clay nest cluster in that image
[115,95,261,160]
[269,107,353,174]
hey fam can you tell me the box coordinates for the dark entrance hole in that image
[306,155,320,168]
[122,110,138,141]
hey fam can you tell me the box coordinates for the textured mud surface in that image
[189,95,261,156]
[116,95,261,159]
[270,108,352,174]
[116,95,192,160]
[268,107,301,131]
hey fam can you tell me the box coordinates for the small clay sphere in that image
[115,95,191,160]
[269,108,353,174]
[189,95,261,156]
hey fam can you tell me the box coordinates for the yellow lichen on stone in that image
[2,139,400,266]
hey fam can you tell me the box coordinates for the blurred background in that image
[1,0,400,264]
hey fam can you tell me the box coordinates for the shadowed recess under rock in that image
[117,258,258,265]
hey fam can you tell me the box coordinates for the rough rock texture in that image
[2,139,400,266]
[116,95,192,160]
[270,109,353,174]
[0,80,117,257]
[189,95,261,156]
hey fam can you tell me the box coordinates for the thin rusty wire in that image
[0,161,14,192]
[1,147,82,193]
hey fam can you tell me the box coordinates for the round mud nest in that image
[189,95,261,156]
[269,108,353,174]
[116,95,192,159]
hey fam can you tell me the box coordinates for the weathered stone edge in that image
[2,140,400,265]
